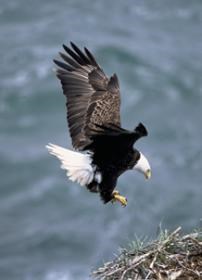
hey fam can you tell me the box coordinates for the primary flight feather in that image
[46,42,151,206]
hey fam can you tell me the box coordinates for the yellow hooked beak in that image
[145,169,151,180]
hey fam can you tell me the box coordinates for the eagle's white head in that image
[134,152,151,179]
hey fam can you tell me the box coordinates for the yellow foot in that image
[111,190,127,207]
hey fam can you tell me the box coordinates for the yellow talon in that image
[112,190,127,207]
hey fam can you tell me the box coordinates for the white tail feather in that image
[46,143,94,186]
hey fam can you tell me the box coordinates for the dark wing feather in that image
[54,42,121,150]
[86,122,148,155]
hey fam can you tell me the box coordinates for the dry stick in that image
[105,267,124,278]
[189,236,202,247]
[134,274,139,280]
[119,228,182,280]
[145,270,152,279]
[146,227,182,279]
[120,258,146,280]
[119,250,156,280]
[149,227,182,271]
[93,227,202,280]
[174,255,201,277]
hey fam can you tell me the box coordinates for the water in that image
[1,0,202,279]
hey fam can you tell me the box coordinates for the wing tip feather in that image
[135,122,148,137]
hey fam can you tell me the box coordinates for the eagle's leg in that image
[111,190,127,207]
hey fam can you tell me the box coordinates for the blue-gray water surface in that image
[0,0,202,279]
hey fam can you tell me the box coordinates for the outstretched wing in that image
[54,42,121,150]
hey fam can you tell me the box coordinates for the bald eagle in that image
[46,42,151,206]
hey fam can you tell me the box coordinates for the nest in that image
[92,227,202,280]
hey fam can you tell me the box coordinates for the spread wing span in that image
[54,42,121,150]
